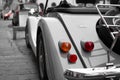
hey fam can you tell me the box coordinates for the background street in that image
[0,20,39,80]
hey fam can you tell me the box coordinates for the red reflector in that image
[84,41,94,52]
[68,54,77,63]
[60,42,71,53]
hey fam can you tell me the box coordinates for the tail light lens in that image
[59,41,77,63]
[8,12,12,16]
[59,42,71,53]
[81,41,94,52]
[68,54,77,63]
[4,14,8,17]
[84,41,94,52]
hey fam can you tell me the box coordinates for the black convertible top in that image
[47,7,110,14]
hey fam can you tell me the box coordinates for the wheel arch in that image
[36,17,84,80]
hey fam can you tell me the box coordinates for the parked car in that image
[1,9,14,20]
[25,0,120,80]
[12,3,38,26]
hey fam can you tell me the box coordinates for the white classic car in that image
[25,0,120,80]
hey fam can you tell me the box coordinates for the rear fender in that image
[27,16,41,54]
[37,18,84,80]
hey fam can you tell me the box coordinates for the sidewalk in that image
[0,20,39,80]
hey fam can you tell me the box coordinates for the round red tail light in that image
[84,41,94,52]
[60,42,71,53]
[68,54,77,63]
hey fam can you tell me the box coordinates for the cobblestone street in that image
[0,20,39,80]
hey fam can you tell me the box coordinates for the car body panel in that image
[58,13,120,67]
[38,18,84,80]
[26,16,84,79]
[26,13,120,80]
[27,16,41,54]
[25,1,120,80]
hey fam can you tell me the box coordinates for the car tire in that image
[37,32,48,80]
[12,19,18,26]
[14,22,18,26]
[14,19,18,26]
[25,24,31,48]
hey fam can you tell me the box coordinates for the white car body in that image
[26,16,41,53]
[25,1,120,80]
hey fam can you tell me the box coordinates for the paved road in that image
[0,20,39,80]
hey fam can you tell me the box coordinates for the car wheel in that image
[37,32,48,80]
[13,19,18,26]
[14,22,18,26]
[25,24,31,48]
[14,19,18,26]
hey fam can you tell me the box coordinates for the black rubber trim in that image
[47,7,109,14]
[48,12,87,68]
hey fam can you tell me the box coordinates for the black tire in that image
[14,22,18,26]
[12,18,18,26]
[12,14,19,26]
[14,18,18,26]
[37,32,48,80]
[12,20,17,26]
[25,24,31,48]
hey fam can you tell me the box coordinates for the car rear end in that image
[60,7,120,80]
[36,0,120,79]
[46,6,120,80]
